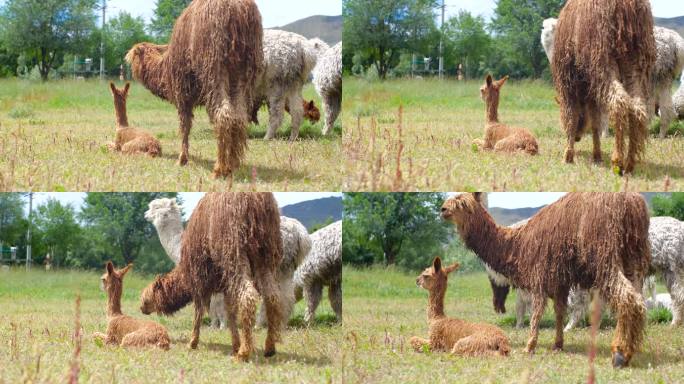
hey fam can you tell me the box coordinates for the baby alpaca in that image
[109,82,161,157]
[474,75,539,155]
[93,262,170,350]
[410,257,510,357]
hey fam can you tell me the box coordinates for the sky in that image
[29,192,342,220]
[444,0,684,21]
[104,0,341,28]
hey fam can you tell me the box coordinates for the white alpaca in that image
[253,29,329,140]
[542,18,684,138]
[145,198,311,329]
[674,73,684,119]
[312,42,342,136]
[646,293,673,312]
[294,220,342,325]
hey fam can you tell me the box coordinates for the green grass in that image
[0,267,342,383]
[343,77,684,191]
[342,266,684,383]
[0,79,342,191]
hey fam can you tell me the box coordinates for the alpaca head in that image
[145,198,182,230]
[416,257,459,293]
[109,82,130,99]
[140,270,192,316]
[303,99,321,123]
[139,277,161,314]
[100,261,132,297]
[125,43,168,79]
[308,38,330,59]
[441,193,484,224]
[480,74,508,104]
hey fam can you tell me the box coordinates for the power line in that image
[438,0,445,79]
[100,0,106,79]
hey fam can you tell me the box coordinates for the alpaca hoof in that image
[233,352,250,363]
[188,341,198,350]
[612,352,627,368]
[177,154,188,166]
[264,349,276,358]
[525,347,536,356]
[552,343,563,352]
[563,149,574,164]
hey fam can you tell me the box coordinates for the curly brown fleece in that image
[552,0,656,174]
[140,193,283,362]
[410,257,511,357]
[125,0,263,179]
[441,193,650,367]
[108,82,161,157]
[92,262,170,350]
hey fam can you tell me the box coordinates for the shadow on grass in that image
[287,313,341,329]
[247,123,341,140]
[572,148,684,182]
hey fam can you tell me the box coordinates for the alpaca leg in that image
[590,111,602,163]
[121,329,167,350]
[278,278,297,328]
[322,94,341,135]
[265,91,286,140]
[235,279,259,362]
[189,300,204,349]
[560,103,579,164]
[328,279,343,322]
[657,86,674,138]
[515,290,527,328]
[287,91,304,141]
[625,113,644,174]
[451,334,501,357]
[611,115,626,173]
[177,108,193,166]
[257,271,282,358]
[525,294,546,354]
[304,281,323,325]
[553,290,569,351]
[604,271,646,367]
[600,112,610,138]
[208,86,249,179]
[565,288,590,331]
[664,271,684,327]
[409,336,430,352]
[223,293,240,355]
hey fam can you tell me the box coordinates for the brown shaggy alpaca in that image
[552,0,656,174]
[441,193,651,367]
[251,99,321,126]
[473,75,538,155]
[409,257,510,357]
[108,82,161,157]
[92,262,170,350]
[139,193,283,362]
[125,0,263,179]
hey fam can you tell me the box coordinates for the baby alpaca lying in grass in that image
[410,257,510,357]
[93,262,170,350]
[473,75,539,155]
[108,82,161,157]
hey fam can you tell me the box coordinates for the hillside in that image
[655,16,684,36]
[280,196,342,231]
[274,15,342,46]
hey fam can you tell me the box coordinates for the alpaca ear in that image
[109,82,117,94]
[124,82,130,94]
[444,262,460,274]
[106,261,115,275]
[497,76,509,88]
[120,263,133,276]
[486,74,493,87]
[433,256,442,272]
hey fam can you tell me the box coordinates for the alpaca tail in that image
[605,79,649,125]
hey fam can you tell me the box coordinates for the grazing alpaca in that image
[409,257,510,356]
[93,262,170,350]
[552,0,656,174]
[294,220,342,324]
[140,193,283,361]
[312,42,342,135]
[144,197,310,329]
[108,83,161,157]
[251,30,328,140]
[544,18,684,138]
[473,75,539,155]
[442,193,650,367]
[252,99,321,126]
[125,0,263,179]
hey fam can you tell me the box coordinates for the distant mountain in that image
[655,16,684,36]
[280,197,342,231]
[273,15,342,46]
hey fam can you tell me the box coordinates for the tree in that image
[343,193,450,270]
[343,0,439,79]
[32,199,82,267]
[79,193,175,265]
[0,0,97,80]
[444,10,491,79]
[104,12,151,74]
[0,193,26,249]
[652,193,684,221]
[490,0,564,78]
[149,0,192,42]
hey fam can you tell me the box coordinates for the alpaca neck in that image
[113,96,129,127]
[107,287,123,317]
[427,288,446,320]
[156,220,184,264]
[137,54,169,101]
[485,99,499,123]
[458,206,514,278]
[156,268,193,315]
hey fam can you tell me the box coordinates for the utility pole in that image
[25,192,33,270]
[438,0,445,79]
[100,0,106,80]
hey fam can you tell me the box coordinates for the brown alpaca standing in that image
[140,193,283,362]
[125,0,263,179]
[409,257,511,357]
[473,75,539,155]
[93,262,170,350]
[441,193,650,367]
[552,0,656,173]
[108,83,162,157]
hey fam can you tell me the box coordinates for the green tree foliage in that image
[489,0,564,78]
[343,193,451,270]
[150,0,192,42]
[443,10,491,79]
[0,193,26,249]
[0,0,97,80]
[652,193,684,221]
[98,12,152,75]
[32,199,82,267]
[343,0,439,79]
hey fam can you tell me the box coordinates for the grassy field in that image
[343,77,684,191]
[0,268,342,383]
[0,79,342,191]
[342,267,684,383]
